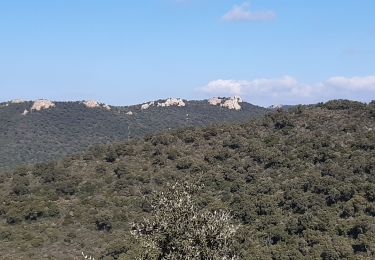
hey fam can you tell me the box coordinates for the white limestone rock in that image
[269,104,283,109]
[83,100,100,108]
[208,97,222,106]
[10,99,26,104]
[157,98,185,107]
[221,96,242,110]
[83,100,111,110]
[141,101,155,110]
[102,104,111,110]
[126,111,134,115]
[141,103,150,110]
[208,96,242,110]
[22,109,29,116]
[31,100,56,111]
[2,99,26,107]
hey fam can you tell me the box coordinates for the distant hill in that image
[0,97,268,170]
[0,99,374,259]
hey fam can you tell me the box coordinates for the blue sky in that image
[1,0,374,106]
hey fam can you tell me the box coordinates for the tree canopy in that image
[0,100,374,259]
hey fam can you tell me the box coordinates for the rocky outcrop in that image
[31,100,56,111]
[208,96,243,110]
[10,99,26,104]
[102,104,111,110]
[1,99,26,107]
[221,96,242,110]
[269,104,283,109]
[141,101,155,110]
[157,98,185,107]
[83,100,111,110]
[83,100,100,108]
[126,111,134,115]
[141,98,186,110]
[208,97,223,106]
[22,109,29,116]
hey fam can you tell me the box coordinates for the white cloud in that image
[201,75,375,106]
[202,76,312,96]
[204,79,246,95]
[326,76,375,90]
[223,2,276,22]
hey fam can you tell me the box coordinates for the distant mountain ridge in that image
[0,97,269,171]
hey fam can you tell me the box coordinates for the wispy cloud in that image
[222,2,276,22]
[201,75,375,105]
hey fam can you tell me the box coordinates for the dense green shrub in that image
[0,100,268,171]
[0,100,374,259]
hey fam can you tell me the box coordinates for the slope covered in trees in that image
[0,99,267,171]
[0,100,374,259]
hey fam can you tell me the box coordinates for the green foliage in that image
[0,100,374,259]
[131,182,239,259]
[0,100,267,171]
[321,99,367,110]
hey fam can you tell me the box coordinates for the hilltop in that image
[0,97,268,171]
[0,100,374,259]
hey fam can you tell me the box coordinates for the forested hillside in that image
[0,100,374,259]
[0,99,267,171]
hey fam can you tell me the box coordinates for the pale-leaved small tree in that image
[131,182,239,260]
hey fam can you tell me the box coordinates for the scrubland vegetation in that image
[0,100,267,171]
[0,100,374,259]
